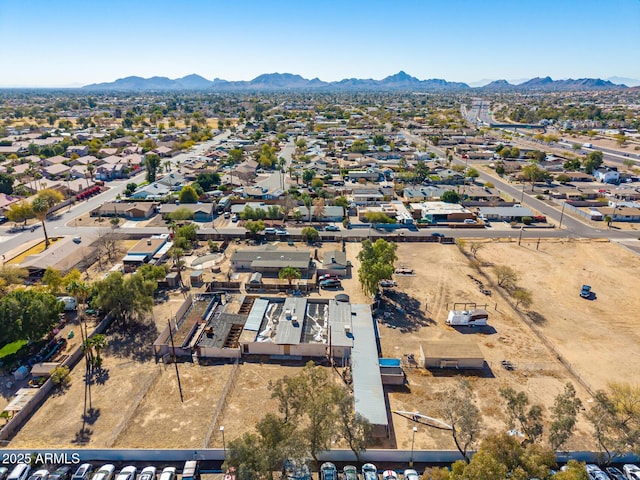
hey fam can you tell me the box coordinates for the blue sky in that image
[1,0,639,87]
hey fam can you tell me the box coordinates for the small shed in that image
[420,341,485,370]
[249,272,263,284]
[13,366,29,380]
[190,271,203,286]
[30,362,60,378]
[166,271,180,288]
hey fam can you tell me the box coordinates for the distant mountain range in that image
[82,71,631,92]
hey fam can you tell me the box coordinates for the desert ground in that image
[8,238,640,452]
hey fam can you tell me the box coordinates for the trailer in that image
[446,303,488,326]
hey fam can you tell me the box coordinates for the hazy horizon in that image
[1,0,639,88]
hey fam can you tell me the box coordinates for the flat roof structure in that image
[350,303,388,436]
[274,297,307,344]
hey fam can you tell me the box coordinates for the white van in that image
[57,296,77,311]
[7,464,31,480]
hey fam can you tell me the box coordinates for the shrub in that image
[522,216,533,225]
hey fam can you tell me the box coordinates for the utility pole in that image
[558,201,566,229]
[518,226,524,246]
[168,319,184,403]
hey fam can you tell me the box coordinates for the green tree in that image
[168,207,195,221]
[604,215,612,229]
[435,379,482,463]
[586,383,640,463]
[195,172,221,191]
[0,289,64,345]
[512,288,533,310]
[364,211,395,223]
[554,460,589,480]
[301,227,319,243]
[556,173,571,183]
[334,196,349,219]
[42,267,63,294]
[583,151,603,174]
[0,172,15,194]
[451,433,556,480]
[125,183,137,196]
[414,161,430,182]
[302,170,314,185]
[178,185,199,203]
[145,153,161,182]
[245,219,266,236]
[51,365,71,388]
[466,168,480,178]
[32,189,64,248]
[90,271,156,327]
[310,178,324,189]
[549,383,583,451]
[494,265,519,290]
[229,148,243,164]
[5,201,34,227]
[350,140,368,153]
[278,266,301,286]
[499,387,544,444]
[441,190,461,204]
[522,164,550,191]
[372,134,385,146]
[563,158,582,170]
[357,238,397,297]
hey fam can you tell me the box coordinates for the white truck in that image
[582,143,593,149]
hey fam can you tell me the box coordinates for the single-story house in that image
[594,168,620,184]
[130,182,171,199]
[156,173,185,191]
[597,206,640,222]
[319,250,350,277]
[90,201,157,219]
[65,145,89,157]
[230,245,312,277]
[477,205,534,221]
[295,205,344,222]
[159,203,215,222]
[123,236,169,272]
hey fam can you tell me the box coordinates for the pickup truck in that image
[580,285,592,299]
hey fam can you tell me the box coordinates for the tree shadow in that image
[71,426,93,444]
[82,407,101,425]
[527,311,547,326]
[104,320,159,362]
[94,367,110,385]
[374,290,435,332]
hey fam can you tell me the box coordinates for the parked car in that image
[382,471,398,480]
[624,464,640,480]
[71,464,93,480]
[604,467,625,480]
[7,465,31,480]
[320,463,337,480]
[231,214,239,222]
[362,464,377,480]
[342,466,358,480]
[318,274,339,281]
[158,468,175,480]
[0,215,8,224]
[324,225,340,231]
[28,470,50,480]
[114,467,136,480]
[585,464,608,480]
[431,232,445,238]
[463,219,477,224]
[403,470,419,480]
[264,227,277,234]
[320,278,341,289]
[0,467,9,480]
[138,467,156,480]
[275,229,289,235]
[379,279,397,287]
[49,467,72,480]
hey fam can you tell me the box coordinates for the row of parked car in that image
[0,462,198,480]
[586,463,640,480]
[320,463,419,480]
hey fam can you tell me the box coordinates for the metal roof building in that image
[351,303,389,437]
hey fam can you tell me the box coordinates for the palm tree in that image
[32,190,63,248]
[278,266,301,286]
[86,162,95,187]
[604,215,612,229]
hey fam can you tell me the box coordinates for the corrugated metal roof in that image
[246,298,269,331]
[351,304,388,428]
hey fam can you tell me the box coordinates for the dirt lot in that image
[9,238,640,452]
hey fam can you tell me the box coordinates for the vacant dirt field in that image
[9,238,640,452]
